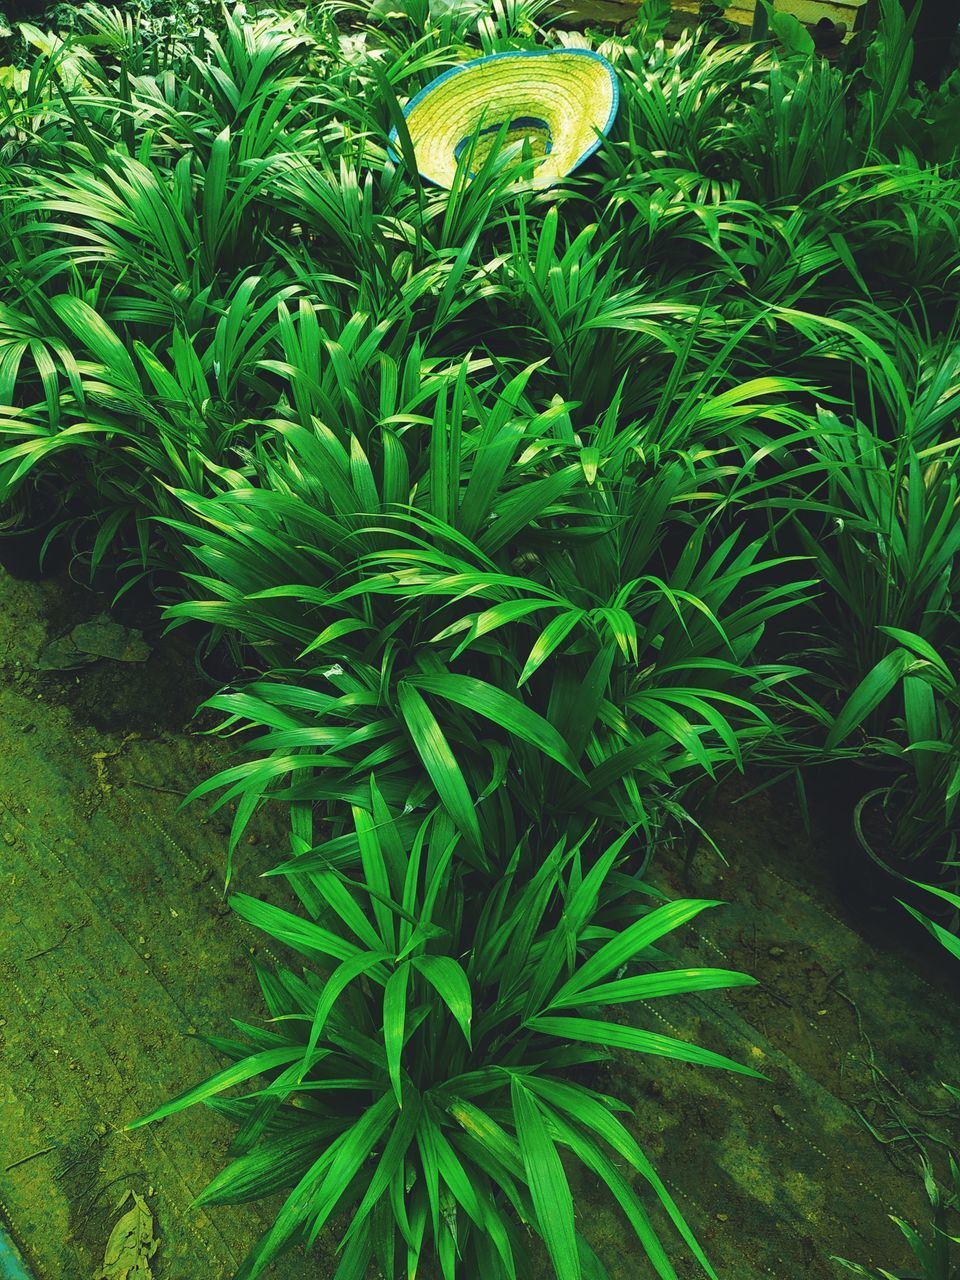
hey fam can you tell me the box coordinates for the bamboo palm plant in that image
[131,787,763,1280]
[0,2,958,1278]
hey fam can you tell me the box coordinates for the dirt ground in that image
[0,553,956,1280]
[0,559,321,1280]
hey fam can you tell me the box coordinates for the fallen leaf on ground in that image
[37,614,152,670]
[94,1190,157,1280]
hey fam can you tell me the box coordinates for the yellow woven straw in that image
[397,50,618,190]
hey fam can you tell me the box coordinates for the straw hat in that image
[391,49,619,189]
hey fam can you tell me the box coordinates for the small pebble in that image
[768,945,785,958]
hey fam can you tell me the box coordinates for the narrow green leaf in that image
[412,955,472,1046]
[397,682,483,854]
[384,963,410,1106]
[554,900,723,1005]
[529,1016,767,1078]
[511,1078,580,1280]
[411,673,584,778]
[551,968,757,1009]
[826,649,911,748]
[129,1045,306,1129]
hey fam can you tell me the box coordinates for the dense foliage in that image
[0,0,958,1275]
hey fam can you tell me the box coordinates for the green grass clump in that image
[0,0,959,1274]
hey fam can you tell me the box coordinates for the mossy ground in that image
[0,553,314,1279]
[0,550,956,1279]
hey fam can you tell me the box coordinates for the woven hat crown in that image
[391,49,619,189]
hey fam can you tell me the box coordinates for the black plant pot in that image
[808,756,958,955]
[809,758,897,906]
[0,486,70,581]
